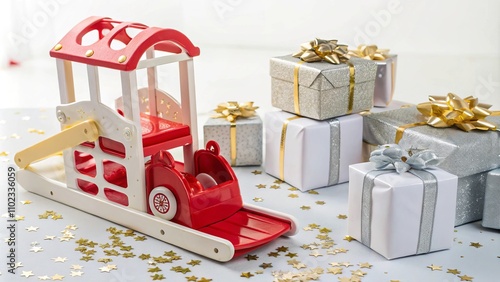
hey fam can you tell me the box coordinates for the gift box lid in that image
[363,106,500,177]
[270,55,377,90]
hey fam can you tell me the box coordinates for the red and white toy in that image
[15,16,297,261]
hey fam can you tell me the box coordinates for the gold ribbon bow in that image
[213,101,259,122]
[416,93,497,132]
[348,44,389,61]
[293,38,350,64]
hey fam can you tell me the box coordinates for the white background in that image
[1,0,499,113]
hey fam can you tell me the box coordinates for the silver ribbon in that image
[327,119,341,186]
[361,144,441,254]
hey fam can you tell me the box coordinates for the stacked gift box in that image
[204,38,500,260]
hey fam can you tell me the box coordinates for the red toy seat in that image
[140,114,191,156]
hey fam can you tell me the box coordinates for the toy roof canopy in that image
[50,16,200,71]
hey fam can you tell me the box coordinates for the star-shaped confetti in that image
[358,262,372,269]
[337,214,348,219]
[344,235,354,242]
[458,275,474,281]
[148,267,162,273]
[240,272,254,278]
[427,264,442,271]
[300,206,311,210]
[44,235,56,240]
[20,200,32,205]
[186,276,198,281]
[52,257,67,263]
[21,271,34,278]
[268,252,280,258]
[37,275,51,280]
[315,201,326,205]
[151,273,165,280]
[327,267,343,274]
[285,252,298,258]
[259,263,273,269]
[30,246,43,253]
[288,187,299,191]
[310,251,323,257]
[288,193,299,198]
[70,270,84,277]
[253,197,263,202]
[251,170,262,175]
[26,226,39,232]
[447,269,461,275]
[51,274,64,280]
[71,265,83,270]
[351,269,367,277]
[255,184,266,189]
[469,242,482,248]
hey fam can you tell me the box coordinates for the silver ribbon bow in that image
[369,144,442,174]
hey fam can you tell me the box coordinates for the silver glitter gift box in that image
[270,56,377,120]
[348,162,458,259]
[482,169,500,229]
[264,111,363,191]
[203,116,262,166]
[363,106,500,225]
[373,55,397,107]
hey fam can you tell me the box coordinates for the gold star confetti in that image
[293,262,307,270]
[308,223,320,229]
[344,235,354,242]
[341,262,353,268]
[427,264,442,271]
[134,235,147,241]
[15,215,25,221]
[80,256,93,262]
[288,193,299,198]
[148,267,162,273]
[259,263,273,269]
[268,251,280,257]
[65,224,78,230]
[256,184,266,189]
[198,278,212,282]
[458,275,474,281]
[51,274,64,280]
[307,190,319,195]
[71,265,83,270]
[470,242,482,248]
[122,252,135,258]
[273,179,284,184]
[317,234,330,240]
[151,274,165,280]
[351,269,367,277]
[186,276,198,281]
[288,187,299,191]
[276,246,289,252]
[328,267,343,274]
[338,277,352,282]
[99,265,114,273]
[20,200,32,205]
[21,271,34,278]
[253,197,263,202]
[0,151,8,157]
[319,227,332,233]
[310,251,323,257]
[187,260,201,266]
[358,262,372,269]
[98,258,113,263]
[337,214,348,219]
[300,205,311,210]
[285,252,298,258]
[44,235,56,240]
[270,184,280,189]
[244,253,258,261]
[104,250,120,256]
[28,128,45,134]
[315,201,326,205]
[30,246,43,253]
[240,272,254,278]
[70,270,84,277]
[447,269,461,275]
[26,226,39,232]
[37,275,51,280]
[251,170,262,175]
[52,257,67,263]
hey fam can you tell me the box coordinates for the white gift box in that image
[264,111,362,191]
[348,162,458,259]
[203,116,262,166]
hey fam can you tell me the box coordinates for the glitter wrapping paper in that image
[482,169,500,229]
[264,111,362,191]
[203,116,262,166]
[270,56,377,120]
[363,106,500,178]
[348,162,458,259]
[373,55,397,107]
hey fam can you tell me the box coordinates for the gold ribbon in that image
[395,93,499,143]
[280,116,301,180]
[213,101,259,165]
[348,44,389,61]
[292,38,356,115]
[213,101,259,122]
[293,38,350,64]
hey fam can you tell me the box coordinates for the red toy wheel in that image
[148,186,177,220]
